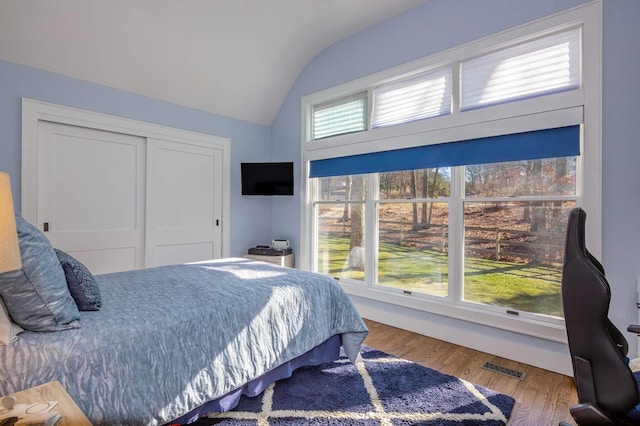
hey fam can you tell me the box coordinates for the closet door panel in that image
[38,121,146,274]
[145,139,223,267]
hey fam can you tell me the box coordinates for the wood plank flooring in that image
[362,319,578,425]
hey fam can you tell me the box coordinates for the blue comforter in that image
[0,258,368,425]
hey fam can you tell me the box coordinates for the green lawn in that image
[318,235,563,317]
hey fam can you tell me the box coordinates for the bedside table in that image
[243,252,294,267]
[3,381,91,426]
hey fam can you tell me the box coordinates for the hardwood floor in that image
[362,319,578,425]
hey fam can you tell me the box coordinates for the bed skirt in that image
[169,334,343,425]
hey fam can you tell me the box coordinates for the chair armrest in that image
[627,324,640,334]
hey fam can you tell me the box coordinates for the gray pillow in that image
[0,216,79,331]
[55,249,101,311]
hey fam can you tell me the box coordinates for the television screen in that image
[241,162,294,195]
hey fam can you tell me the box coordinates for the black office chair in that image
[561,207,640,425]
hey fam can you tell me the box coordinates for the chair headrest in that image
[564,207,587,264]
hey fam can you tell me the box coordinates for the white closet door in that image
[38,121,146,274]
[145,138,223,267]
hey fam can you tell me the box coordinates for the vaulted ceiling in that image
[0,0,427,125]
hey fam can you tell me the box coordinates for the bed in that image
[0,244,368,425]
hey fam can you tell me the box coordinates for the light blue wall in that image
[0,59,272,257]
[271,0,640,357]
[2,0,639,361]
[271,0,591,260]
[601,0,640,351]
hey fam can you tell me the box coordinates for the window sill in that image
[338,280,568,343]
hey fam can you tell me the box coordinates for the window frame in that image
[300,2,601,343]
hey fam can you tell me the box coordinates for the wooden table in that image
[3,381,91,426]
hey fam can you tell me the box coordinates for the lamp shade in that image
[0,172,21,274]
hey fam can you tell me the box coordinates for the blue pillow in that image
[55,249,101,311]
[0,216,79,331]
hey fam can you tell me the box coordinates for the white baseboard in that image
[354,299,573,376]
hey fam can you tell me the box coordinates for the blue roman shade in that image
[309,125,580,178]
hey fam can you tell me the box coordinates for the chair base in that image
[569,402,633,425]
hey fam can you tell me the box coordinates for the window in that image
[462,157,576,317]
[313,154,577,316]
[372,68,452,128]
[314,169,451,295]
[315,175,367,281]
[461,29,581,110]
[302,4,600,341]
[310,130,579,320]
[312,93,367,140]
[309,29,581,141]
[376,168,450,297]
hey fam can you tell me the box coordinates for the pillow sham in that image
[0,296,22,345]
[0,216,80,332]
[55,249,101,311]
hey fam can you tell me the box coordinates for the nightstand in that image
[2,381,91,426]
[243,252,294,267]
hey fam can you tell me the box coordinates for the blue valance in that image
[309,125,580,178]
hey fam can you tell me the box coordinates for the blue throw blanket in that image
[0,258,368,425]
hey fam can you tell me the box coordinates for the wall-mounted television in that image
[241,162,294,196]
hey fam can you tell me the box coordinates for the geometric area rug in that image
[204,346,516,425]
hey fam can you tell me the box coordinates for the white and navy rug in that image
[206,346,515,425]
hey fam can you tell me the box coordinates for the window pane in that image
[378,168,450,200]
[463,200,576,317]
[465,157,576,198]
[378,202,449,297]
[315,175,367,201]
[316,202,365,281]
[372,68,452,128]
[312,93,367,140]
[461,28,580,110]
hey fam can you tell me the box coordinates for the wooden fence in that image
[463,225,564,264]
